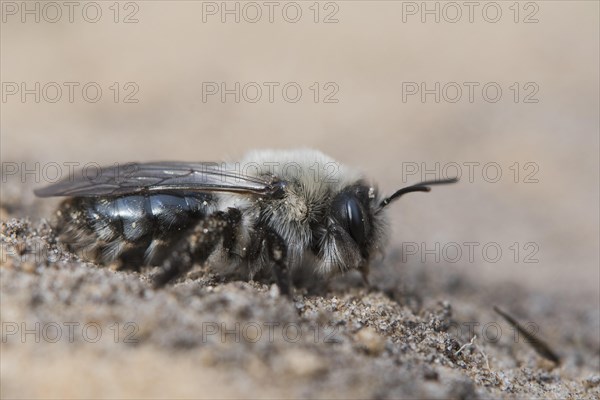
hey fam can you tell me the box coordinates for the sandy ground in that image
[1,215,599,399]
[1,1,599,399]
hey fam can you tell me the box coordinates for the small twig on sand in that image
[476,341,491,370]
[455,335,491,370]
[455,335,477,357]
[494,306,561,365]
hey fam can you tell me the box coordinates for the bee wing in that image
[34,162,282,198]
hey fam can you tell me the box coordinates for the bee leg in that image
[358,263,370,287]
[265,229,290,296]
[153,209,241,288]
[152,237,195,288]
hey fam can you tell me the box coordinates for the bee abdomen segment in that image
[56,193,213,266]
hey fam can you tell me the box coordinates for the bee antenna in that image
[377,178,458,212]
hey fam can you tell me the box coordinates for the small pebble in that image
[281,349,326,378]
[269,284,280,298]
[584,375,600,389]
[355,326,386,356]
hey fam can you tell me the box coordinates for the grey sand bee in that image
[35,149,457,294]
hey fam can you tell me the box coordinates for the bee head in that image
[323,178,458,278]
[322,183,381,277]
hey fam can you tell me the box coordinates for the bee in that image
[35,149,457,294]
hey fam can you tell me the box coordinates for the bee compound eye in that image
[346,197,366,246]
[332,192,367,247]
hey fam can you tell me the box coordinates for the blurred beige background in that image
[1,1,598,302]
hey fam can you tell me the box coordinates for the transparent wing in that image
[34,162,283,198]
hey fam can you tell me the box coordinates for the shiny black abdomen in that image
[58,193,213,265]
